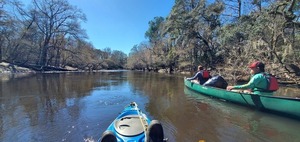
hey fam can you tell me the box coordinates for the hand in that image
[243,89,252,94]
[226,86,234,91]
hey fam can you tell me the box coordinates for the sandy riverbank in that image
[0,62,35,74]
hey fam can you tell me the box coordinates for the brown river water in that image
[0,71,300,142]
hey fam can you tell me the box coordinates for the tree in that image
[30,0,86,66]
[217,0,300,82]
[0,0,24,62]
[0,0,9,61]
[127,43,152,70]
[224,0,242,19]
[145,16,165,44]
[164,0,224,69]
[111,50,127,69]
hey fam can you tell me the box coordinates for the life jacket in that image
[202,70,210,79]
[264,73,279,91]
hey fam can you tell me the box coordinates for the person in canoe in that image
[226,61,279,95]
[186,65,211,85]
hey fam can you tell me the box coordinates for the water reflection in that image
[0,71,300,142]
[275,86,300,98]
[184,87,300,142]
[0,71,139,142]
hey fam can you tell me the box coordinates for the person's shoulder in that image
[253,72,266,78]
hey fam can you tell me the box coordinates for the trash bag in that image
[203,75,228,89]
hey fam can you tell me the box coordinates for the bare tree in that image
[30,0,86,66]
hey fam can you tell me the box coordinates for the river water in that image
[0,71,300,142]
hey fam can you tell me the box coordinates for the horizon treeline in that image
[1,0,300,78]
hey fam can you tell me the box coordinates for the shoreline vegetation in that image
[1,1,300,87]
[1,61,299,88]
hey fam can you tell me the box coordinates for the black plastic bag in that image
[203,75,228,89]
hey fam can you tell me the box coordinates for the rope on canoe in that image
[131,102,148,140]
[238,91,250,106]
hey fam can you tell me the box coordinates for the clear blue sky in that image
[69,0,175,55]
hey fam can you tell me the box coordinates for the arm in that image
[233,77,256,89]
[227,75,257,90]
[187,72,201,80]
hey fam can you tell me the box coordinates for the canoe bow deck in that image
[184,79,300,119]
[99,102,165,142]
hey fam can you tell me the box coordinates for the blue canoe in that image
[99,102,165,142]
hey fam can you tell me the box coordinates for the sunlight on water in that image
[83,137,96,142]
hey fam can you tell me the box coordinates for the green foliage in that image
[145,17,165,43]
[127,0,300,78]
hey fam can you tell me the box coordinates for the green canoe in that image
[184,79,300,119]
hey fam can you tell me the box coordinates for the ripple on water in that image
[98,95,127,106]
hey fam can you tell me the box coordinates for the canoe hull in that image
[184,79,300,119]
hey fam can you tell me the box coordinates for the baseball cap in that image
[248,61,265,69]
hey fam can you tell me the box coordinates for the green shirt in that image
[233,72,274,95]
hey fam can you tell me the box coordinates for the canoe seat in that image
[114,115,145,136]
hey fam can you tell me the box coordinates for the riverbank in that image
[0,62,35,81]
[1,61,299,87]
[0,62,35,74]
[0,61,80,74]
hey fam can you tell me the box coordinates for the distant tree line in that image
[0,0,127,71]
[127,0,300,83]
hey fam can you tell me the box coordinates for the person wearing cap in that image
[187,65,211,85]
[226,61,274,95]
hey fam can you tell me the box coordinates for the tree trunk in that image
[0,46,2,62]
[238,0,242,18]
[55,48,60,67]
[39,45,48,66]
